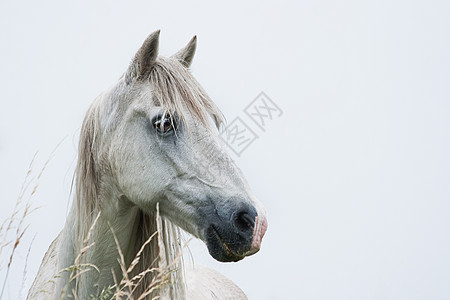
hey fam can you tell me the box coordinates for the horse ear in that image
[125,30,160,83]
[172,35,197,68]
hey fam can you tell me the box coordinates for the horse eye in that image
[153,114,176,134]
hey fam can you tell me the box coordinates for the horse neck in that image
[73,184,187,299]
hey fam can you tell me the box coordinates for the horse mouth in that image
[206,225,246,262]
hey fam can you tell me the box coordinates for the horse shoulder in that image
[185,265,247,300]
[27,232,61,300]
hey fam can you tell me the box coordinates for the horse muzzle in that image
[203,203,268,262]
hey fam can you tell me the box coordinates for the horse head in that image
[85,30,267,262]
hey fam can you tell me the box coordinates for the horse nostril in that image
[234,211,255,233]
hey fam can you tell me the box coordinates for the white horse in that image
[27,30,267,300]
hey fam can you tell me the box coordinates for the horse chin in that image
[204,225,249,263]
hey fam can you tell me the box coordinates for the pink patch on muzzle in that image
[250,214,268,252]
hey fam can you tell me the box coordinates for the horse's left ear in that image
[172,35,197,68]
[125,30,160,83]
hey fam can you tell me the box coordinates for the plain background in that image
[1,1,450,299]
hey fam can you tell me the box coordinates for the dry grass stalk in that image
[53,204,190,299]
[0,150,56,300]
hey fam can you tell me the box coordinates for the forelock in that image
[146,56,224,129]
